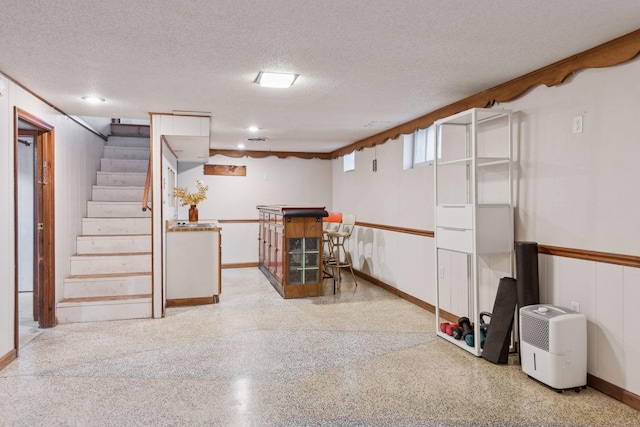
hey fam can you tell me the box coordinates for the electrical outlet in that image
[438,266,445,279]
[570,301,580,312]
[573,115,583,134]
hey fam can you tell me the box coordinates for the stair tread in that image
[82,219,151,221]
[78,233,150,238]
[73,252,151,257]
[105,146,149,150]
[88,200,146,203]
[59,294,151,303]
[66,272,152,279]
[101,158,147,163]
[93,185,145,189]
[97,171,146,175]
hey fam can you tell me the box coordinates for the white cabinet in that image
[173,116,209,137]
[166,222,221,305]
[434,108,513,356]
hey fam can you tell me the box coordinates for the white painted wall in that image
[150,114,171,318]
[178,154,332,265]
[505,62,640,256]
[0,74,105,359]
[161,139,178,314]
[0,74,14,358]
[332,56,640,395]
[502,58,640,395]
[162,142,178,222]
[332,139,436,302]
[74,116,111,137]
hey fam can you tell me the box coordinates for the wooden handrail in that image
[142,157,151,212]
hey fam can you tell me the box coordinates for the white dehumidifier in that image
[519,304,587,391]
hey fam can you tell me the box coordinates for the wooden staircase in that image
[57,124,152,323]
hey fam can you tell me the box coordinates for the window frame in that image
[343,151,355,172]
[403,124,439,170]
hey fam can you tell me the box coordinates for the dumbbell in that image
[439,322,461,336]
[451,326,464,340]
[446,323,460,336]
[439,322,450,333]
[458,317,474,337]
[458,317,475,346]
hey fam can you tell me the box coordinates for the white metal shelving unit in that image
[434,107,513,356]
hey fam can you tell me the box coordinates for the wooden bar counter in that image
[257,205,328,298]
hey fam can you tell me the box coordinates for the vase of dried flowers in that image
[188,205,198,222]
[173,180,208,223]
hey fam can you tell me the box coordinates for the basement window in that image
[403,125,438,170]
[343,151,355,172]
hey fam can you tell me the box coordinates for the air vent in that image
[521,312,549,351]
[363,120,399,128]
[247,137,268,143]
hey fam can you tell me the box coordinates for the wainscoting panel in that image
[540,254,638,396]
[623,266,640,396]
[595,262,625,389]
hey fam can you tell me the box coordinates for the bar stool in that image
[322,212,342,278]
[326,214,357,288]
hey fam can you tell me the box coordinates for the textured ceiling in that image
[1,1,639,153]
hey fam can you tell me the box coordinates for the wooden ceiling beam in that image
[209,149,332,160]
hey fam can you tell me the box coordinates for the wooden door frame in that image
[14,107,56,354]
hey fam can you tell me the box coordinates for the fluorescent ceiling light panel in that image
[81,96,105,104]
[255,72,298,88]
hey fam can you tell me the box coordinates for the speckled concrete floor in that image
[18,292,42,349]
[1,268,638,427]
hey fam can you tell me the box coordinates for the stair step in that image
[97,171,147,187]
[70,253,151,275]
[82,217,150,235]
[87,201,150,218]
[77,234,151,254]
[101,158,148,173]
[60,125,154,324]
[59,293,151,303]
[103,146,150,161]
[92,186,145,202]
[57,294,152,323]
[110,123,150,138]
[63,273,151,298]
[106,136,150,148]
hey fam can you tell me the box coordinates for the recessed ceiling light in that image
[81,96,105,104]
[247,126,260,132]
[237,143,246,149]
[255,72,298,88]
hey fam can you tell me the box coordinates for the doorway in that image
[14,108,55,354]
[16,131,39,348]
